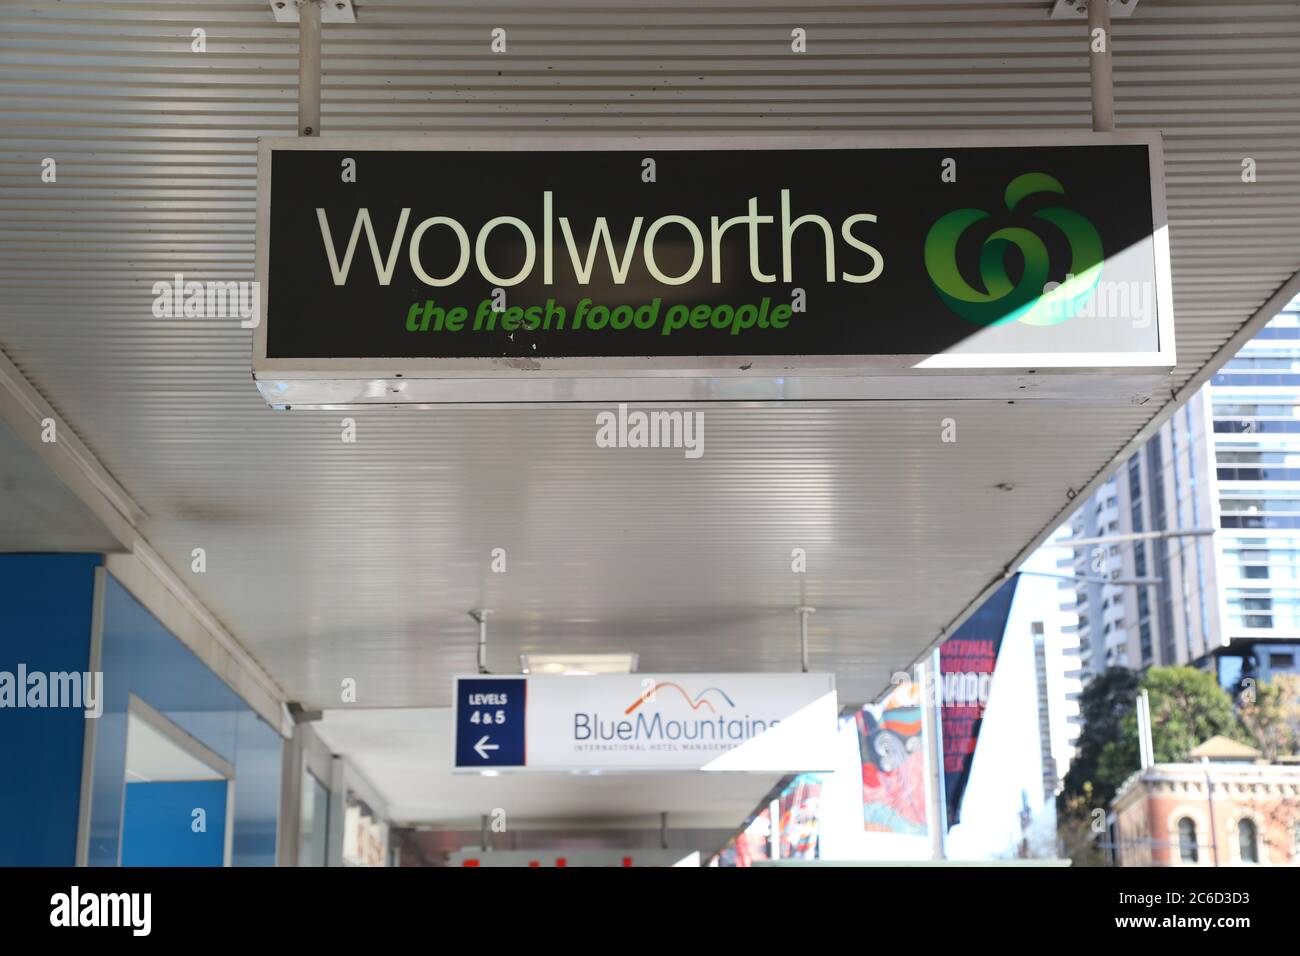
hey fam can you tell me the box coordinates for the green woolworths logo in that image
[923,173,1103,327]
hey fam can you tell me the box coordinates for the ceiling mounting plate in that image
[1050,0,1139,18]
[270,0,356,24]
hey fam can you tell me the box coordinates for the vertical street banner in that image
[715,810,774,868]
[939,574,1019,827]
[856,680,928,835]
[777,773,824,859]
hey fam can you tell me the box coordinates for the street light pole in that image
[1040,528,1217,548]
[1203,756,1220,867]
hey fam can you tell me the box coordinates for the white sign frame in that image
[451,672,839,774]
[254,131,1175,407]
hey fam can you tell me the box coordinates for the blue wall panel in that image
[231,709,282,866]
[121,780,227,866]
[87,573,282,866]
[0,553,101,866]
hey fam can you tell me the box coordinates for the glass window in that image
[299,770,330,867]
[1238,818,1259,864]
[1218,655,1244,694]
[1178,818,1198,864]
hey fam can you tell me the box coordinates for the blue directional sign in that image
[453,677,526,769]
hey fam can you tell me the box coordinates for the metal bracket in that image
[794,606,816,673]
[270,0,356,24]
[469,609,492,674]
[1050,0,1138,18]
[287,701,323,724]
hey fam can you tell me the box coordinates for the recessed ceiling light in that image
[518,653,639,675]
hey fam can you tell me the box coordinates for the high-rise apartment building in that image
[1022,534,1084,793]
[1064,296,1300,690]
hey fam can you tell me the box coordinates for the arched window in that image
[1178,818,1199,864]
[1238,818,1259,864]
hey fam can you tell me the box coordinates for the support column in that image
[298,0,321,136]
[327,755,346,866]
[920,651,947,860]
[1088,0,1115,131]
[276,726,305,866]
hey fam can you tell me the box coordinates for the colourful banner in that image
[856,680,928,835]
[714,772,824,865]
[939,574,1018,827]
[777,773,824,859]
[716,808,772,868]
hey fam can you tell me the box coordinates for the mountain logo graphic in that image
[923,172,1104,327]
[624,683,736,715]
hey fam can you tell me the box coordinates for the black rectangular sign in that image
[253,134,1172,406]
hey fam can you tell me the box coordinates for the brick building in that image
[1111,737,1300,866]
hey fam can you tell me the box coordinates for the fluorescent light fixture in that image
[518,653,638,676]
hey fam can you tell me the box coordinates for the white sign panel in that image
[452,672,838,773]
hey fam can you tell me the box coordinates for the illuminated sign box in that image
[253,133,1173,407]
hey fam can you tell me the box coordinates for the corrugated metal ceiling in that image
[0,0,1297,710]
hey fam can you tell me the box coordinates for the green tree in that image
[1060,667,1139,809]
[1057,783,1108,867]
[1238,672,1300,761]
[1062,666,1245,812]
[1141,666,1246,760]
[1091,667,1245,804]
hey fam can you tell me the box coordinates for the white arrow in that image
[473,735,500,760]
